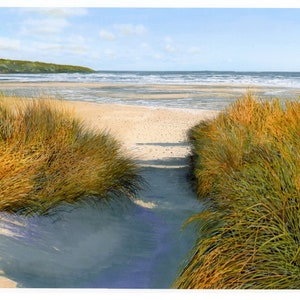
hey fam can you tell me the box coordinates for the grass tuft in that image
[174,92,300,289]
[0,95,141,216]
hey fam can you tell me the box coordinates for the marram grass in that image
[0,95,141,216]
[174,93,300,289]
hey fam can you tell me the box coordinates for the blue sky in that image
[0,7,300,71]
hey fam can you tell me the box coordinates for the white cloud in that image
[141,42,149,49]
[114,24,147,36]
[21,8,88,18]
[99,29,115,41]
[32,42,87,54]
[165,36,173,43]
[0,37,20,51]
[188,46,201,55]
[153,53,163,60]
[46,8,88,17]
[67,35,87,44]
[165,44,177,53]
[21,18,70,36]
[104,49,116,59]
[19,8,88,39]
[163,37,179,54]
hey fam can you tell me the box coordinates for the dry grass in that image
[0,95,141,216]
[174,93,300,289]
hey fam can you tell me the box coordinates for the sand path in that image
[69,101,218,163]
[0,102,218,288]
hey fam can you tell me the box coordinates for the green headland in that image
[0,58,95,74]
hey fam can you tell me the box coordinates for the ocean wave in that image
[1,71,300,111]
[2,71,300,87]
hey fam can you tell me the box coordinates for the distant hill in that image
[0,58,95,74]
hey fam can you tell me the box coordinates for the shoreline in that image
[0,81,288,96]
[0,80,298,89]
[2,81,299,113]
[0,81,269,88]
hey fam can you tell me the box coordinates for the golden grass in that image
[174,93,300,289]
[0,95,141,215]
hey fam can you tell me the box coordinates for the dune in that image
[0,100,218,288]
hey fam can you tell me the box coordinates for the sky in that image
[0,6,300,71]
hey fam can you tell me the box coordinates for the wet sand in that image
[2,81,296,111]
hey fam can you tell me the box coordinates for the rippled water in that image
[1,71,300,111]
[2,71,300,87]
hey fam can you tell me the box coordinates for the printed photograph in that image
[0,2,300,294]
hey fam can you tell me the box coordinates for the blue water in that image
[1,71,300,110]
[2,71,300,86]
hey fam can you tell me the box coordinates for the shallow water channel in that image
[0,157,202,288]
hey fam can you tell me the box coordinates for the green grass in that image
[0,58,95,73]
[0,95,141,216]
[174,93,300,289]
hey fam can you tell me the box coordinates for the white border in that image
[0,0,299,8]
[1,0,300,298]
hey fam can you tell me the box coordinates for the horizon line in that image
[95,69,300,73]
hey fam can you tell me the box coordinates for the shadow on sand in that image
[0,156,202,288]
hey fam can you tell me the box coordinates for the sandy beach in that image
[68,101,218,163]
[0,275,16,288]
[0,99,218,288]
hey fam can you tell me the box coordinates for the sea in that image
[1,71,300,289]
[1,71,300,110]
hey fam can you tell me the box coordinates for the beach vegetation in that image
[0,95,141,216]
[0,58,95,74]
[174,93,300,288]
